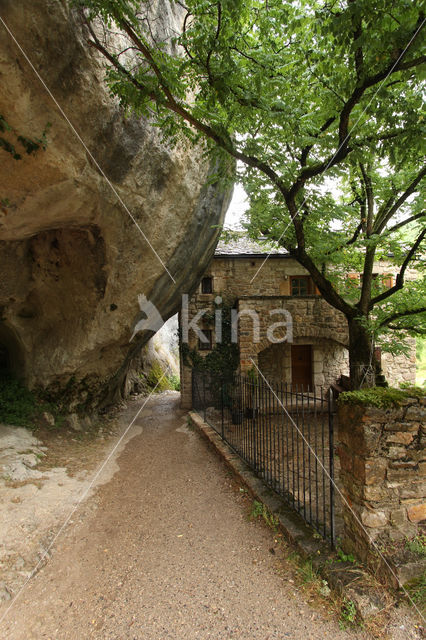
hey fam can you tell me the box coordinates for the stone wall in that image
[382,343,417,386]
[238,296,348,374]
[337,395,425,579]
[180,255,417,407]
[258,338,349,388]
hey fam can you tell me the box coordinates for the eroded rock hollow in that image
[0,0,230,407]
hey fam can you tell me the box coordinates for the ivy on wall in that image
[181,297,239,382]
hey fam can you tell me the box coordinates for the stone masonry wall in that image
[237,296,347,373]
[180,255,417,407]
[382,342,417,386]
[337,396,425,571]
[258,338,349,388]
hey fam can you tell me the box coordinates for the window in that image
[381,275,393,289]
[360,273,393,289]
[198,329,213,350]
[290,276,313,296]
[201,276,213,294]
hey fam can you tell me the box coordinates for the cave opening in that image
[0,344,9,374]
[0,324,25,379]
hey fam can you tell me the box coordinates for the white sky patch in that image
[224,183,249,229]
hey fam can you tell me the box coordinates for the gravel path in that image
[0,392,368,639]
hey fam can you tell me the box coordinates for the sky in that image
[224,183,249,229]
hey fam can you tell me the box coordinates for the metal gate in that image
[192,369,336,545]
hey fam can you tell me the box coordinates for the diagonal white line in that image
[0,374,167,626]
[0,16,176,284]
[250,358,425,622]
[250,18,425,284]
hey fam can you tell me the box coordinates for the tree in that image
[74,0,425,388]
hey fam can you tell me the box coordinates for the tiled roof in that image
[215,235,288,257]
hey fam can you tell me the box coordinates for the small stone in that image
[405,406,426,421]
[39,411,55,428]
[80,416,92,430]
[399,482,426,500]
[361,509,388,528]
[390,507,407,527]
[63,414,82,432]
[407,503,426,523]
[387,432,414,445]
[388,447,407,460]
[0,582,11,602]
[389,459,417,470]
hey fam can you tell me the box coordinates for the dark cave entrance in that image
[0,344,9,374]
[0,324,25,379]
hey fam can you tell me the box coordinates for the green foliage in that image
[0,115,50,160]
[167,373,181,391]
[249,499,279,532]
[0,374,64,429]
[297,559,319,585]
[339,598,358,628]
[416,337,426,387]
[336,548,356,564]
[0,375,38,427]
[403,572,426,616]
[182,298,240,381]
[405,534,426,557]
[146,362,170,392]
[76,0,426,386]
[145,363,181,392]
[339,385,425,408]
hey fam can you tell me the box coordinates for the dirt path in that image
[0,393,383,638]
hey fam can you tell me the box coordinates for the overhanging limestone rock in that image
[0,0,231,407]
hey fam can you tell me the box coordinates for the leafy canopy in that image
[74,0,425,353]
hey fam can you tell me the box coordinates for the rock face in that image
[0,0,230,406]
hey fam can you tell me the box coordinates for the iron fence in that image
[192,369,336,545]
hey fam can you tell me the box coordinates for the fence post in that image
[221,378,224,439]
[328,387,335,548]
[203,372,206,422]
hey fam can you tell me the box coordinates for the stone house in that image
[180,238,416,408]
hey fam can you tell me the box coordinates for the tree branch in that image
[369,228,426,308]
[374,164,426,233]
[85,13,289,197]
[385,212,426,236]
[379,307,426,328]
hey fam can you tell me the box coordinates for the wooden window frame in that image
[201,276,213,294]
[290,276,313,296]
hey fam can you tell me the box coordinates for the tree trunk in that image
[347,315,375,389]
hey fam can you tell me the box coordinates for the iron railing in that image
[192,369,336,545]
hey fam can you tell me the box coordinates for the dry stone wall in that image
[337,396,425,580]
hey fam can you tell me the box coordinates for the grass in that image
[0,374,37,426]
[249,499,279,532]
[146,363,180,392]
[339,598,358,629]
[0,373,66,430]
[405,534,426,557]
[403,572,426,617]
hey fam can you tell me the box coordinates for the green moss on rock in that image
[338,386,425,409]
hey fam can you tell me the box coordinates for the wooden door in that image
[291,345,312,390]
